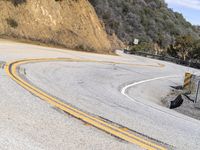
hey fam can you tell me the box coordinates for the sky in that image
[165,0,200,25]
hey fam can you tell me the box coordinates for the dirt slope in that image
[0,0,111,53]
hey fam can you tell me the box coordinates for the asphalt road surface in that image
[0,40,200,150]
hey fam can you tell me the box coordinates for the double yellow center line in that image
[5,58,167,150]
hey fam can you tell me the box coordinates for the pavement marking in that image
[121,75,180,100]
[5,58,167,150]
[121,75,200,128]
[120,75,199,119]
[121,75,180,107]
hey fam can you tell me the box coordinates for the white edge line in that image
[121,75,181,102]
[120,74,200,124]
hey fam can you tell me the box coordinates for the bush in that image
[131,42,154,53]
[6,18,18,28]
[11,0,26,6]
[167,35,198,61]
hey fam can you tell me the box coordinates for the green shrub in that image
[131,42,154,52]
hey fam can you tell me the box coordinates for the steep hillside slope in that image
[195,26,200,37]
[0,0,111,53]
[90,0,199,49]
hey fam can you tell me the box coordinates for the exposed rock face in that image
[0,0,111,53]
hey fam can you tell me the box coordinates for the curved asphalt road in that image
[0,40,200,149]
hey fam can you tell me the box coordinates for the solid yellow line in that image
[5,58,167,150]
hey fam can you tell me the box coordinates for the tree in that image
[192,39,200,59]
[173,35,194,61]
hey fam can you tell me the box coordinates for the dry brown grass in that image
[0,0,112,53]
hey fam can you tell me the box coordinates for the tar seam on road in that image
[5,58,167,150]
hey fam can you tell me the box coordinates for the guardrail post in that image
[183,72,192,91]
[195,80,200,103]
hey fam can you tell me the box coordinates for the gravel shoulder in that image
[162,89,200,121]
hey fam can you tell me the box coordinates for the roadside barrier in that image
[124,50,200,69]
[170,73,200,109]
[183,72,192,90]
[195,81,200,108]
[182,73,200,106]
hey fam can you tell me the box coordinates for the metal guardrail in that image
[124,50,200,69]
[195,80,200,104]
[181,73,200,106]
[193,80,200,108]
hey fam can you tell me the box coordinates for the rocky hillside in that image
[0,0,111,53]
[90,0,199,49]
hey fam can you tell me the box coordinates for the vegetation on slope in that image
[90,0,200,55]
[167,35,200,61]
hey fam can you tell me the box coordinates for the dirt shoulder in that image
[162,89,200,120]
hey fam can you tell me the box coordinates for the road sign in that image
[134,39,139,45]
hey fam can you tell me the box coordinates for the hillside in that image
[195,26,200,37]
[90,0,199,49]
[0,0,199,54]
[0,0,111,53]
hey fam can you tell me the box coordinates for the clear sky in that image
[165,0,200,25]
